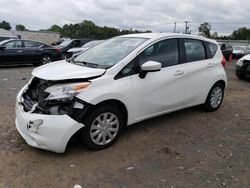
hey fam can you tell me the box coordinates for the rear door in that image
[182,38,217,106]
[23,41,43,62]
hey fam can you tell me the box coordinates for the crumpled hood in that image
[32,60,106,81]
[67,47,88,53]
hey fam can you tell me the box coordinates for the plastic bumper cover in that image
[15,86,85,153]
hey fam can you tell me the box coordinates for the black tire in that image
[81,104,124,150]
[40,54,52,65]
[236,69,246,80]
[203,83,225,112]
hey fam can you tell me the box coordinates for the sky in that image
[1,0,250,35]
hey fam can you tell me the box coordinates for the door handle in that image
[207,63,214,68]
[174,70,184,76]
[17,50,23,53]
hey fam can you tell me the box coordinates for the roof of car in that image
[119,33,215,43]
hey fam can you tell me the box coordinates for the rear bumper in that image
[53,54,64,61]
[15,86,85,153]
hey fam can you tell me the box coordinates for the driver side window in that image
[139,39,179,68]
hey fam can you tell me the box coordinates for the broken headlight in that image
[45,82,90,101]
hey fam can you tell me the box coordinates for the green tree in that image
[198,22,211,38]
[48,24,61,33]
[0,20,12,30]
[211,32,218,39]
[15,24,27,31]
[231,27,250,40]
[46,20,151,39]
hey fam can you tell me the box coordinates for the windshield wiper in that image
[73,60,100,68]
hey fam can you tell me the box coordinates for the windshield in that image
[59,40,72,47]
[74,37,147,68]
[82,40,103,48]
[0,39,11,45]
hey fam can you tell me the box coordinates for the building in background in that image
[0,28,60,44]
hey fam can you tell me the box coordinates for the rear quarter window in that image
[206,42,218,58]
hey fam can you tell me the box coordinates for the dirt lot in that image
[0,62,249,188]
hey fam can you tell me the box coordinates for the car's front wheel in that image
[81,104,124,150]
[203,83,224,112]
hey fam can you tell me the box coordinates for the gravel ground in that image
[0,62,249,188]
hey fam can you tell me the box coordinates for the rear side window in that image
[139,39,179,68]
[24,41,43,48]
[184,39,206,62]
[207,42,218,57]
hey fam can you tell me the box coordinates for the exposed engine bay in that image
[22,77,94,122]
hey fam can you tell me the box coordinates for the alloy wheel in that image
[42,55,52,64]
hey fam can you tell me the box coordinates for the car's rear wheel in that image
[203,83,224,112]
[81,104,124,150]
[41,54,52,65]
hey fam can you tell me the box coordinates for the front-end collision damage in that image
[15,76,99,153]
[21,77,94,122]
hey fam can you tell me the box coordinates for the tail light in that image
[221,56,226,67]
[55,48,61,54]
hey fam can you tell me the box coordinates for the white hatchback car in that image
[16,33,227,153]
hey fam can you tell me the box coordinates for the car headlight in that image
[45,82,90,100]
[236,60,244,67]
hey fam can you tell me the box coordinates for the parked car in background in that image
[66,40,104,58]
[232,46,250,59]
[0,35,18,42]
[232,46,246,59]
[61,37,71,42]
[57,39,92,58]
[51,37,71,46]
[0,39,62,65]
[15,33,227,153]
[235,54,250,80]
[219,43,232,60]
[243,45,250,56]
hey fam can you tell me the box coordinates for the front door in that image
[130,38,186,122]
[0,40,24,64]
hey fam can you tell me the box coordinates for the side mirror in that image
[139,61,162,79]
[0,45,6,51]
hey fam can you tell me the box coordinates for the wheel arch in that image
[41,53,53,62]
[202,79,226,104]
[92,99,128,126]
[214,79,226,89]
[65,99,128,151]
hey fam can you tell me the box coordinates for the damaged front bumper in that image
[15,85,85,153]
